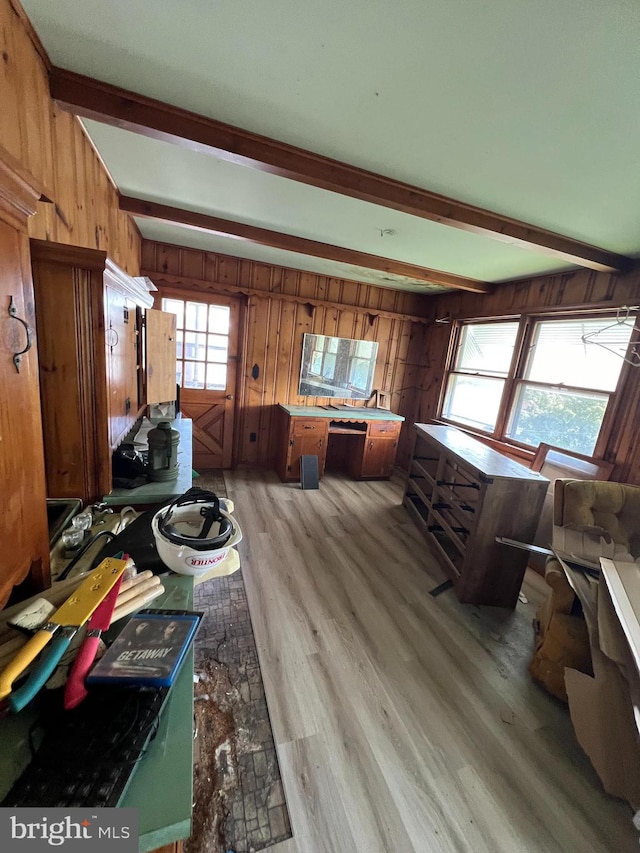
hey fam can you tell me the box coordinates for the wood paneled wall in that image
[141,240,432,468]
[416,265,640,484]
[0,0,140,271]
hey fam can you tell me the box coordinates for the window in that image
[440,314,635,456]
[162,297,231,390]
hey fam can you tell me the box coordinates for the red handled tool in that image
[63,575,123,710]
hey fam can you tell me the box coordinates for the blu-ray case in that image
[86,609,203,687]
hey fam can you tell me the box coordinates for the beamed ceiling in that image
[20,0,640,294]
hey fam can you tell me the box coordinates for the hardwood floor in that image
[227,469,636,853]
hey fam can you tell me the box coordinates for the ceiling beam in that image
[120,195,492,294]
[51,68,633,275]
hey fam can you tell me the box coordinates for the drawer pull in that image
[303,425,315,429]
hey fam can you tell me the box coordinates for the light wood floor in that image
[227,469,636,853]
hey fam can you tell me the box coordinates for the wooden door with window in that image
[160,291,240,470]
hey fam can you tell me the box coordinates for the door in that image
[160,290,240,470]
[0,220,49,603]
[358,437,398,478]
[146,308,177,404]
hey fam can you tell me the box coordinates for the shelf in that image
[329,424,367,435]
[411,458,437,487]
[428,530,463,579]
[403,492,430,529]
[406,475,433,509]
[428,506,467,555]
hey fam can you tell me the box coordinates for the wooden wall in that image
[415,265,640,484]
[0,0,140,272]
[141,240,432,468]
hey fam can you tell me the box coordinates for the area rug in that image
[187,471,292,853]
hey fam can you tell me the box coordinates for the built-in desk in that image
[276,404,404,482]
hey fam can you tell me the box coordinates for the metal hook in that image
[8,296,32,373]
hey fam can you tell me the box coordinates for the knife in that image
[63,575,123,710]
[0,557,127,711]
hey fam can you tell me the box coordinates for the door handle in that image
[226,394,234,400]
[8,296,32,373]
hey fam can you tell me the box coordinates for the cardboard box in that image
[561,557,640,807]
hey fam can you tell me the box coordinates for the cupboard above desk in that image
[276,404,404,482]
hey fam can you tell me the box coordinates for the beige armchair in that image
[529,479,640,702]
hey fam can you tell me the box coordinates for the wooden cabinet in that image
[30,240,155,504]
[353,420,401,479]
[277,412,328,481]
[403,424,547,608]
[276,405,403,483]
[0,146,50,607]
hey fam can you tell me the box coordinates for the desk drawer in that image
[291,418,328,436]
[368,420,400,437]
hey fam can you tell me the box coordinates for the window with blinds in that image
[440,314,635,456]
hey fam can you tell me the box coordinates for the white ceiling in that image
[21,0,640,293]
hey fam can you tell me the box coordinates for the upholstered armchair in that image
[529,479,640,702]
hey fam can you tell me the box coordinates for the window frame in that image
[438,310,634,458]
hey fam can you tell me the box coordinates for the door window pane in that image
[175,330,183,360]
[209,305,230,334]
[184,361,205,389]
[442,374,506,432]
[206,363,227,390]
[207,334,229,363]
[184,331,207,361]
[506,384,608,455]
[525,317,634,391]
[162,299,184,329]
[185,301,208,331]
[456,322,519,376]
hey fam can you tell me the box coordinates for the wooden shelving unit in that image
[404,424,548,608]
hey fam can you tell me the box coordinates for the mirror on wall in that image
[298,334,378,399]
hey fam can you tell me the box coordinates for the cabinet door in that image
[146,308,177,404]
[289,431,328,480]
[0,222,49,604]
[358,437,398,478]
[283,419,328,481]
[105,287,138,448]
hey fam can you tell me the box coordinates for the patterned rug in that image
[187,471,292,853]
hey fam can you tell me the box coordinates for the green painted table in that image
[0,574,195,853]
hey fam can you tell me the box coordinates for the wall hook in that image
[8,296,32,373]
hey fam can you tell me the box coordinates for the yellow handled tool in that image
[0,557,127,702]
